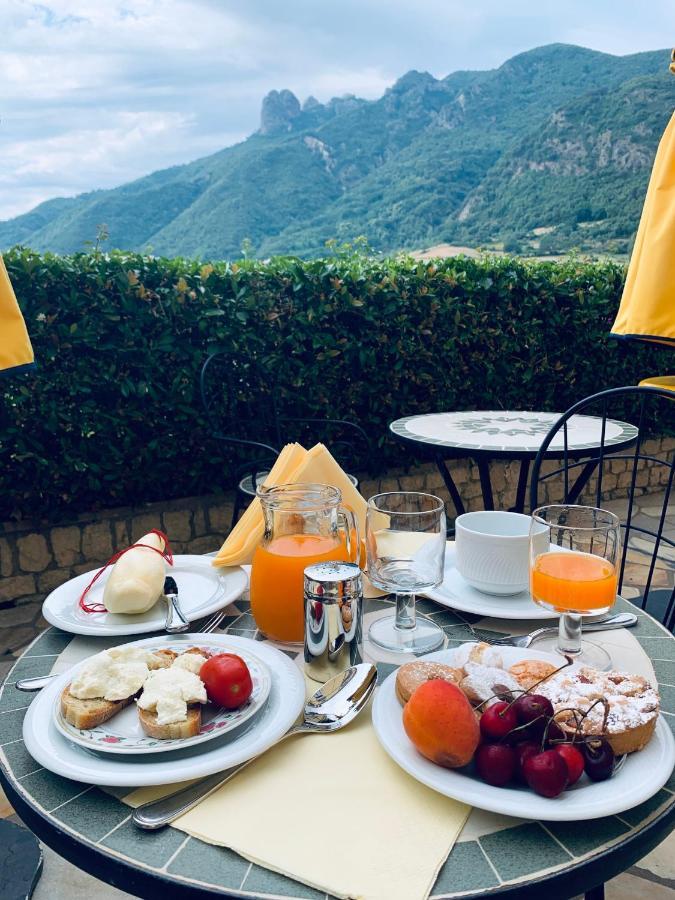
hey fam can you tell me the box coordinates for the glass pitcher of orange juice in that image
[250,483,360,643]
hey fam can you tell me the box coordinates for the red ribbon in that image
[78,529,174,614]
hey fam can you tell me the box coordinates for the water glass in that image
[366,491,446,654]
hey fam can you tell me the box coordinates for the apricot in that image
[402,678,480,768]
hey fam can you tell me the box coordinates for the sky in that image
[1,0,673,220]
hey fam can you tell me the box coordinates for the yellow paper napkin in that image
[213,442,367,567]
[124,709,470,900]
[212,442,307,566]
[212,442,386,597]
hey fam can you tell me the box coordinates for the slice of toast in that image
[60,686,134,730]
[148,648,178,669]
[60,648,175,731]
[138,704,202,739]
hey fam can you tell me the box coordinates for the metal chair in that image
[200,348,372,528]
[530,385,675,631]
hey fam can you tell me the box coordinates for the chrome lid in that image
[304,561,363,601]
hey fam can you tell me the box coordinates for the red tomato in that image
[200,654,253,709]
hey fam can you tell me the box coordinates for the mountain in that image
[1,44,673,259]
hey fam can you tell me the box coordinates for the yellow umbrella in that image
[610,104,675,346]
[0,254,34,375]
[610,52,675,391]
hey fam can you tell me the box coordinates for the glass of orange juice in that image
[530,505,621,669]
[250,484,359,644]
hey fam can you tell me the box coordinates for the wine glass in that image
[366,491,446,654]
[529,504,621,670]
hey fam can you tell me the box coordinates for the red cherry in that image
[523,750,569,798]
[513,694,554,727]
[475,743,517,787]
[554,744,585,785]
[479,701,519,742]
[582,739,616,782]
[514,741,540,784]
[543,719,567,747]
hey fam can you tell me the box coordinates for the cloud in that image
[0,0,673,220]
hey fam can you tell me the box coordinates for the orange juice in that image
[250,533,348,642]
[531,551,617,614]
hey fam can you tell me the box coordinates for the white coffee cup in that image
[455,511,549,595]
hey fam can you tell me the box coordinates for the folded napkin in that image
[213,442,385,597]
[0,254,34,375]
[124,705,470,900]
[212,443,307,567]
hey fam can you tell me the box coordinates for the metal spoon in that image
[132,662,377,831]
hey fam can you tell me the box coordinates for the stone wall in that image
[1,437,672,661]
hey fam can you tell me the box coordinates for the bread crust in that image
[138,705,202,739]
[60,685,133,729]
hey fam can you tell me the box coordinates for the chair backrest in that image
[199,348,374,481]
[199,349,282,456]
[530,386,675,629]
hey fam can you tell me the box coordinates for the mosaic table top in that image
[390,411,639,456]
[1,594,674,900]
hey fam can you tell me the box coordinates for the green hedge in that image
[1,247,669,523]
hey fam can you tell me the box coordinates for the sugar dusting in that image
[539,667,660,734]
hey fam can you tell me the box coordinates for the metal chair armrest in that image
[211,434,279,458]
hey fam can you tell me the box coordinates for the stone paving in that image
[1,489,673,899]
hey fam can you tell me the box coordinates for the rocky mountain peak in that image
[302,95,322,111]
[260,89,301,134]
[388,70,437,95]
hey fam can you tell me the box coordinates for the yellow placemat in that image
[123,708,470,900]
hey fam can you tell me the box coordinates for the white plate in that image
[23,635,305,786]
[372,645,675,821]
[42,556,247,636]
[424,544,557,620]
[53,638,272,755]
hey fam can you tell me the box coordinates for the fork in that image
[14,607,229,693]
[478,611,638,649]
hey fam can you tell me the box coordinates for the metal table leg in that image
[476,457,495,510]
[512,459,530,513]
[434,454,466,517]
[567,459,600,504]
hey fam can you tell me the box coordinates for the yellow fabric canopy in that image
[0,255,34,374]
[610,109,675,347]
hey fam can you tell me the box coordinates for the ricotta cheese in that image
[172,653,207,676]
[69,649,151,702]
[137,667,207,725]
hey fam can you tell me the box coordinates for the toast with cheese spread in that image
[60,647,176,730]
[136,648,209,739]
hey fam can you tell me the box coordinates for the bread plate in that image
[42,555,247,636]
[372,644,675,821]
[22,634,305,786]
[52,637,271,755]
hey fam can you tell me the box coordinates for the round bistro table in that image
[390,411,639,516]
[0,592,674,900]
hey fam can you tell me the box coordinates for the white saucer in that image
[372,644,675,821]
[23,635,305,786]
[42,556,247,636]
[53,637,272,755]
[424,543,557,620]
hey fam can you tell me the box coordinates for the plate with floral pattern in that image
[52,637,272,755]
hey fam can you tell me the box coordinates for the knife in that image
[163,576,190,633]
